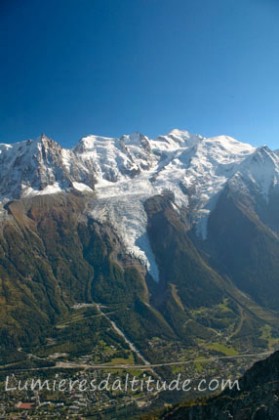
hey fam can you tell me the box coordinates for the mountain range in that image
[1,130,278,274]
[0,129,278,416]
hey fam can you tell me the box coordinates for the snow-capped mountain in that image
[1,130,278,278]
[0,135,95,201]
[0,129,279,370]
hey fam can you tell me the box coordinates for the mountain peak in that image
[35,133,58,146]
[206,135,255,153]
[16,134,63,159]
[74,134,115,153]
[252,145,278,164]
[120,131,147,144]
[230,144,279,200]
[167,128,192,137]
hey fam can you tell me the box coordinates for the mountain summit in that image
[1,130,277,252]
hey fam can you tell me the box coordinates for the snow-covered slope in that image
[229,146,279,201]
[1,130,277,280]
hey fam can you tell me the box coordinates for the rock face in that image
[162,350,279,420]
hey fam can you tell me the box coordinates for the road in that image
[0,351,272,373]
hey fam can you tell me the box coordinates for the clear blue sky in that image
[1,0,279,149]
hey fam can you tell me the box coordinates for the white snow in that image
[72,182,93,192]
[21,182,63,197]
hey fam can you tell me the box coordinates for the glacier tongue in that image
[90,178,159,282]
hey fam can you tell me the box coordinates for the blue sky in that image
[1,0,279,149]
